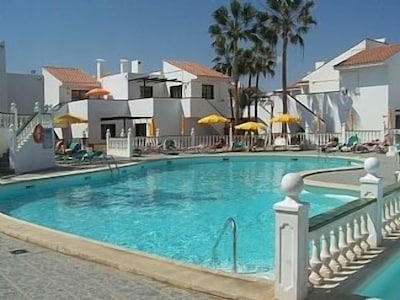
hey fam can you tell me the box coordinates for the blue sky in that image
[1,0,399,91]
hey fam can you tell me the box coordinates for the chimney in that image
[96,58,105,80]
[131,60,142,73]
[120,59,129,73]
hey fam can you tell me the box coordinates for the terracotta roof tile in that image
[44,66,99,84]
[165,60,230,79]
[336,44,400,67]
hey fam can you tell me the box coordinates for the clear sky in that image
[1,0,400,91]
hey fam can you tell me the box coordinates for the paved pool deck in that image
[0,151,399,300]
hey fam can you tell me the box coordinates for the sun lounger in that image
[273,137,288,151]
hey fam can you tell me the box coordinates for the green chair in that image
[340,135,359,152]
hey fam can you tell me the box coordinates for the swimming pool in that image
[354,248,400,300]
[0,155,359,276]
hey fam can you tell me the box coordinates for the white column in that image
[274,173,309,300]
[229,123,233,150]
[304,124,310,148]
[190,127,196,147]
[106,128,111,155]
[360,157,383,247]
[341,122,346,145]
[381,120,387,140]
[127,128,132,157]
[10,102,17,132]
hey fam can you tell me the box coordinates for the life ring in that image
[32,124,44,143]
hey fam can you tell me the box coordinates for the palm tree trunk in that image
[233,41,240,125]
[255,73,260,121]
[281,37,288,134]
[248,74,252,88]
[229,89,234,121]
[247,97,251,119]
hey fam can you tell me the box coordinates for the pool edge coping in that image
[0,153,366,299]
[0,213,274,300]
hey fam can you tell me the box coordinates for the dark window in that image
[135,123,147,136]
[170,85,182,98]
[396,115,400,129]
[202,84,214,99]
[101,124,116,139]
[140,86,153,98]
[71,90,88,101]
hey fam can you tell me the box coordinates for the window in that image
[135,123,147,137]
[170,85,182,98]
[101,124,116,139]
[71,90,88,101]
[140,86,153,98]
[202,84,214,99]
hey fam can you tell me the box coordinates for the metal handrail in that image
[102,155,119,174]
[212,217,237,273]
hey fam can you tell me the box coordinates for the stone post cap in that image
[364,157,379,176]
[281,173,304,199]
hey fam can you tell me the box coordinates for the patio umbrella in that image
[53,113,88,127]
[85,87,110,98]
[270,114,301,124]
[234,121,267,131]
[198,114,229,124]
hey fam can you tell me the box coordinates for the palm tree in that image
[264,0,316,132]
[209,0,257,124]
[252,43,275,121]
[212,39,235,119]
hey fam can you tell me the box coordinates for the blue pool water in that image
[354,250,400,300]
[0,156,359,276]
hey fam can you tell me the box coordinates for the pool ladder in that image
[212,217,237,273]
[103,155,119,175]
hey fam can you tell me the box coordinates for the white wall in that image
[153,99,182,135]
[66,99,129,145]
[7,73,44,114]
[0,42,8,112]
[303,39,385,93]
[101,73,129,99]
[43,68,61,107]
[163,61,196,98]
[11,132,55,174]
[295,92,350,132]
[340,65,388,130]
[387,53,400,111]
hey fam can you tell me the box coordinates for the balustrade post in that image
[106,128,111,155]
[274,173,309,300]
[120,128,125,138]
[359,157,383,247]
[127,128,132,157]
[190,127,196,147]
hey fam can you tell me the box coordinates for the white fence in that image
[105,125,388,157]
[274,158,400,300]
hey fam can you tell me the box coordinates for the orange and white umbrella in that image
[85,87,110,98]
